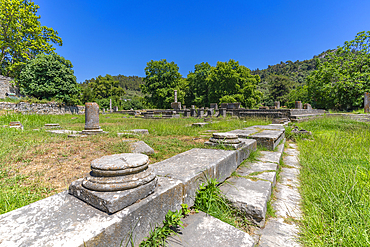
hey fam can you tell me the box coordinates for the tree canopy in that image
[207,59,262,108]
[307,31,370,110]
[185,62,212,107]
[141,59,184,109]
[18,53,80,104]
[0,0,62,77]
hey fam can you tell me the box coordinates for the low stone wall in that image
[0,102,84,115]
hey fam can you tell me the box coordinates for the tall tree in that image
[267,74,294,106]
[307,31,370,110]
[185,62,211,107]
[0,0,62,77]
[141,59,183,109]
[89,74,125,99]
[207,59,262,108]
[18,53,80,104]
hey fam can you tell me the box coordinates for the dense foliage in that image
[207,59,262,108]
[18,54,80,104]
[141,59,184,109]
[307,31,370,110]
[185,62,212,107]
[0,0,62,78]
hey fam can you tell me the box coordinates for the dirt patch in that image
[16,137,124,193]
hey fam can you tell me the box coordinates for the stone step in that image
[220,141,285,227]
[225,125,285,150]
[151,141,256,207]
[167,211,255,247]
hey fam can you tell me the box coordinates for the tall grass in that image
[297,117,370,246]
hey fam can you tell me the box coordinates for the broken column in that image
[171,90,181,110]
[365,92,370,113]
[205,133,243,149]
[69,153,157,213]
[82,102,103,135]
[198,107,205,118]
[274,101,280,109]
[219,108,227,118]
[190,105,197,117]
[295,101,302,109]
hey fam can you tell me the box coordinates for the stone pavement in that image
[256,143,302,246]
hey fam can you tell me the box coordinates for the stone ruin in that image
[69,153,157,213]
[81,102,103,135]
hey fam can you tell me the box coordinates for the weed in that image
[193,175,251,233]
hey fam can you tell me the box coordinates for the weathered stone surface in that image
[46,129,79,134]
[82,102,103,134]
[251,172,277,186]
[151,148,237,206]
[257,218,300,247]
[273,183,301,219]
[212,132,239,139]
[204,140,244,149]
[129,141,155,155]
[226,128,258,137]
[69,176,157,213]
[192,122,208,127]
[167,211,255,247]
[44,123,61,129]
[237,162,278,176]
[236,139,257,166]
[279,167,300,187]
[284,155,300,168]
[209,137,240,144]
[90,153,149,174]
[220,177,272,226]
[250,129,285,150]
[257,151,282,164]
[0,177,183,247]
[0,101,85,114]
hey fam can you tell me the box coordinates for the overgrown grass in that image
[0,112,269,214]
[193,176,251,233]
[296,117,370,246]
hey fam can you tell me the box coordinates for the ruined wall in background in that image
[0,102,84,115]
[0,75,18,98]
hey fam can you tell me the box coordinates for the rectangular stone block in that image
[151,148,237,207]
[167,211,255,247]
[236,139,257,166]
[220,177,272,227]
[0,177,183,247]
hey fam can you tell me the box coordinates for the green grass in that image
[296,117,370,246]
[193,176,251,233]
[0,112,269,214]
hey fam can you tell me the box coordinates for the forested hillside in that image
[251,50,331,107]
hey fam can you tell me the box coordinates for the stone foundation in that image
[0,102,84,114]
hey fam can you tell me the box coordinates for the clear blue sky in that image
[35,0,370,83]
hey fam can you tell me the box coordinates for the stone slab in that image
[237,162,278,176]
[0,177,183,247]
[69,177,157,214]
[256,218,300,247]
[279,167,300,187]
[226,129,258,138]
[251,172,277,187]
[273,183,302,219]
[220,177,272,226]
[129,141,155,155]
[151,148,237,206]
[204,141,244,149]
[257,151,282,164]
[192,122,208,127]
[250,129,285,150]
[46,129,79,134]
[122,129,149,135]
[167,211,255,247]
[284,155,300,168]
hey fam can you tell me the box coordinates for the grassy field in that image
[295,117,370,246]
[0,111,269,214]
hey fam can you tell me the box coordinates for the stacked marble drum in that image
[69,153,157,213]
[204,133,244,149]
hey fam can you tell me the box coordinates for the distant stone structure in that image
[274,101,280,109]
[171,90,181,110]
[82,102,103,134]
[0,75,18,98]
[295,101,302,109]
[365,92,370,113]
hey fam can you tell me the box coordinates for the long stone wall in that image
[0,102,85,115]
[0,75,17,98]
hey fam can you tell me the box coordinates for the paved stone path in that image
[256,142,302,246]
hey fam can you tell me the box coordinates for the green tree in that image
[18,53,80,104]
[207,59,262,108]
[185,62,212,107]
[307,31,370,110]
[141,59,183,109]
[89,74,125,100]
[267,75,294,106]
[0,0,62,77]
